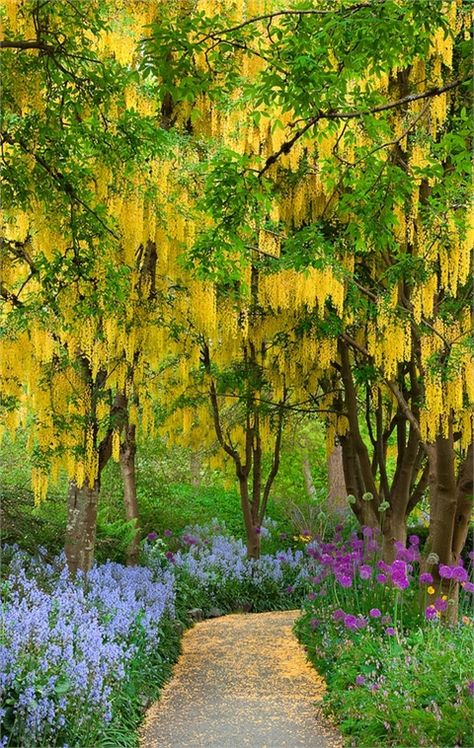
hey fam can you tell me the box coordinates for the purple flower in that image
[332,608,345,621]
[254,526,261,535]
[163,529,173,537]
[392,574,409,590]
[434,597,448,612]
[463,581,474,593]
[338,574,353,588]
[419,572,433,585]
[439,564,453,579]
[385,627,396,636]
[467,681,474,695]
[147,532,158,541]
[452,566,468,583]
[468,551,474,562]
[362,527,373,538]
[376,573,387,584]
[425,605,437,620]
[307,591,316,601]
[164,551,175,563]
[359,565,372,580]
[381,615,392,625]
[343,614,359,631]
[369,608,382,618]
[355,675,366,685]
[286,585,294,594]
[409,534,420,546]
[310,618,319,630]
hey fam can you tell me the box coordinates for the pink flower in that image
[369,608,382,618]
[359,565,372,580]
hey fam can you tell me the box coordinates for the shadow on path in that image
[140,610,342,748]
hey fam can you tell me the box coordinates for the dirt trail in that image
[140,609,342,748]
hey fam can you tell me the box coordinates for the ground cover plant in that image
[295,527,474,747]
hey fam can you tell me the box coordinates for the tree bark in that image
[239,475,260,559]
[190,452,201,488]
[120,423,140,566]
[452,443,473,563]
[302,454,318,501]
[65,480,99,574]
[326,443,348,517]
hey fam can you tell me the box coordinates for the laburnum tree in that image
[0,0,184,571]
[144,0,473,579]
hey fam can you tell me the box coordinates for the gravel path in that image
[140,610,342,748]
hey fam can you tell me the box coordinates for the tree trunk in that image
[326,443,348,518]
[239,475,260,559]
[426,433,459,622]
[302,454,317,501]
[190,452,201,488]
[382,508,407,563]
[452,443,473,563]
[120,423,140,566]
[65,480,99,574]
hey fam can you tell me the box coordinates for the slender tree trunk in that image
[452,443,473,563]
[326,444,348,518]
[239,475,260,559]
[190,452,201,488]
[302,454,317,501]
[120,423,140,566]
[65,480,99,574]
[426,433,459,622]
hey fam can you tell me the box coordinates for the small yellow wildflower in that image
[427,586,435,595]
[441,595,448,601]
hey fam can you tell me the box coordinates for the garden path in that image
[140,609,342,748]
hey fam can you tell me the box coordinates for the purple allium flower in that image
[467,681,474,695]
[463,581,474,593]
[385,627,396,636]
[376,573,387,584]
[468,551,474,561]
[355,675,366,685]
[307,591,316,601]
[425,605,437,620]
[371,683,380,692]
[165,551,175,563]
[381,615,392,625]
[310,618,319,630]
[409,534,420,546]
[359,565,372,580]
[355,616,367,630]
[419,572,433,585]
[338,574,353,588]
[369,608,382,618]
[332,608,345,621]
[434,597,448,612]
[452,566,468,583]
[362,527,373,538]
[439,564,453,579]
[392,574,409,590]
[254,526,261,535]
[343,614,359,631]
[163,529,173,537]
[286,585,294,594]
[147,531,158,541]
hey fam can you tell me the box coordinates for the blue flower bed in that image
[1,546,177,747]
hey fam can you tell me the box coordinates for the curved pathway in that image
[140,610,342,748]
